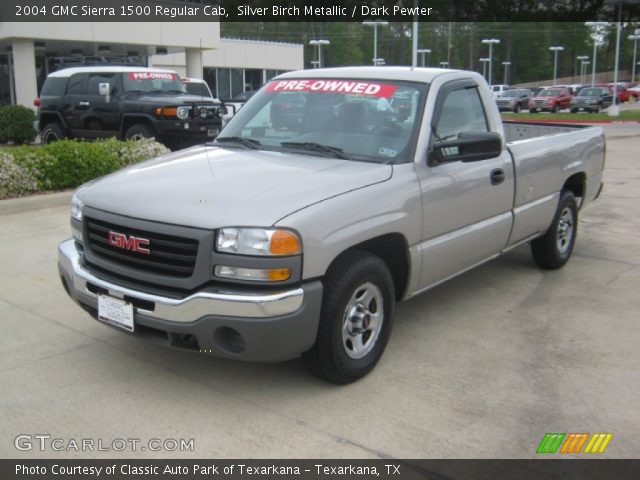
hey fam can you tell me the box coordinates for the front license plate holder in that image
[98,294,134,332]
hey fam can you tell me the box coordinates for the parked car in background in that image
[496,88,531,113]
[490,84,510,97]
[616,86,639,103]
[570,87,613,113]
[528,87,572,113]
[181,77,215,99]
[35,66,226,149]
[530,86,545,96]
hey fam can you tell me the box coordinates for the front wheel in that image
[303,251,395,384]
[551,104,559,113]
[124,123,154,141]
[513,104,520,113]
[530,191,578,269]
[529,108,537,113]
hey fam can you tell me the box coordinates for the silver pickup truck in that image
[58,67,605,383]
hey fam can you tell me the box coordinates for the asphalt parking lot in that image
[1,124,639,459]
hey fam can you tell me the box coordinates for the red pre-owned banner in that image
[128,72,177,81]
[265,79,398,98]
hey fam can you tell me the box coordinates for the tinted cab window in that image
[86,73,118,96]
[66,74,88,95]
[434,87,488,142]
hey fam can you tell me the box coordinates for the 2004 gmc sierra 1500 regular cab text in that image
[58,67,605,383]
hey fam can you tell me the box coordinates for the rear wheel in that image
[41,122,66,145]
[529,108,537,113]
[570,108,578,114]
[124,123,154,141]
[530,191,578,269]
[303,251,395,384]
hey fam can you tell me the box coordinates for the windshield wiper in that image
[280,142,349,159]
[214,136,261,149]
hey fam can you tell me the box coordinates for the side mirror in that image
[98,83,111,103]
[429,131,502,165]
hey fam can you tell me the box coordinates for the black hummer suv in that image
[35,66,226,149]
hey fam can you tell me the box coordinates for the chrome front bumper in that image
[58,239,304,321]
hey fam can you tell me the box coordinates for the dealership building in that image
[0,21,304,107]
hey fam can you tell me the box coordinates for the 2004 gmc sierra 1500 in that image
[58,67,605,383]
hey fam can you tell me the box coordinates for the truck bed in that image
[503,120,592,144]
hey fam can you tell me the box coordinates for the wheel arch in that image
[39,111,67,131]
[562,172,586,200]
[326,233,411,301]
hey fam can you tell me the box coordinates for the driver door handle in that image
[490,168,505,185]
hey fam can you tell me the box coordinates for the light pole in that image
[417,48,431,67]
[481,39,500,86]
[479,58,489,78]
[502,61,511,85]
[585,22,608,87]
[549,46,564,86]
[308,39,330,69]
[439,61,449,68]
[629,31,640,83]
[581,61,590,86]
[362,20,389,66]
[576,56,589,84]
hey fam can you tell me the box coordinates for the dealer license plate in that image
[98,294,134,332]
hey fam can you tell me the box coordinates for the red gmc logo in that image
[108,231,150,254]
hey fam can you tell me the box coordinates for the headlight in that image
[216,228,301,256]
[216,105,228,118]
[177,106,190,120]
[70,193,84,222]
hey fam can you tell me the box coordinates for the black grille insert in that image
[85,217,199,278]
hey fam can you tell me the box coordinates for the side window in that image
[66,74,88,95]
[86,73,117,95]
[433,87,488,142]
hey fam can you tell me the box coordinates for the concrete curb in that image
[0,190,73,216]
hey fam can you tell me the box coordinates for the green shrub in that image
[0,105,37,144]
[1,138,168,197]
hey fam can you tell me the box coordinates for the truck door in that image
[84,72,120,136]
[415,79,514,289]
[62,73,88,134]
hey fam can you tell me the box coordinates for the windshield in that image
[577,88,602,97]
[539,89,562,97]
[216,78,426,164]
[122,71,186,93]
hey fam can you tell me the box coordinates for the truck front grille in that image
[85,217,199,278]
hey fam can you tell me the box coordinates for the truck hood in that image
[78,145,392,229]
[123,93,216,105]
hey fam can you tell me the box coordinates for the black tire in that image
[551,104,559,113]
[530,191,578,270]
[570,108,578,114]
[529,108,537,113]
[124,123,154,141]
[303,250,396,384]
[513,104,520,113]
[41,122,66,145]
